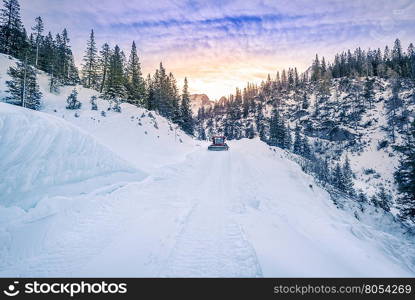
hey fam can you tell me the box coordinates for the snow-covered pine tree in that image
[66,88,81,110]
[5,56,42,110]
[90,95,98,110]
[245,124,255,139]
[112,97,122,112]
[180,77,194,135]
[394,119,415,223]
[125,41,145,106]
[374,187,391,212]
[81,29,99,89]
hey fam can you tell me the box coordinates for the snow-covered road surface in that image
[1,136,414,277]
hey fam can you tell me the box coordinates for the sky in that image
[20,0,415,100]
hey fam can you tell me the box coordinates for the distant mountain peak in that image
[190,94,214,115]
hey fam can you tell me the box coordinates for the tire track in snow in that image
[160,149,263,277]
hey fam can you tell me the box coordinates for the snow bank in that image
[0,103,144,209]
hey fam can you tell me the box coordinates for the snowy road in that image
[160,150,263,277]
[1,136,414,277]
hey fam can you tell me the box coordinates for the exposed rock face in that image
[305,124,356,142]
[190,94,214,115]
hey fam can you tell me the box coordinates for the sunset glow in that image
[20,0,415,99]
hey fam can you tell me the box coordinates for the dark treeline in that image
[0,0,194,134]
[311,39,415,81]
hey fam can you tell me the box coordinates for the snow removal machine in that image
[208,136,229,151]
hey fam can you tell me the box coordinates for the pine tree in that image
[90,95,98,110]
[103,45,126,100]
[293,125,302,154]
[269,109,287,148]
[255,104,266,141]
[154,62,171,117]
[0,0,26,58]
[284,125,292,150]
[311,54,321,81]
[392,38,403,73]
[125,41,145,106]
[357,191,368,205]
[99,43,111,93]
[168,72,181,123]
[55,29,78,85]
[180,77,194,135]
[66,88,81,109]
[332,163,344,190]
[302,93,309,109]
[145,73,155,110]
[394,119,415,222]
[47,33,59,94]
[374,187,391,212]
[41,32,55,73]
[408,43,415,80]
[268,109,279,147]
[342,156,355,195]
[31,16,43,67]
[301,135,312,159]
[386,77,403,143]
[5,56,42,110]
[81,29,99,89]
[363,77,375,109]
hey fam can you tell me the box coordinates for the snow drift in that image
[0,103,144,209]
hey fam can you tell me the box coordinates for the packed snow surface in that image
[0,54,414,277]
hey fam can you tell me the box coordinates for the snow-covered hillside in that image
[0,54,414,277]
[196,76,415,203]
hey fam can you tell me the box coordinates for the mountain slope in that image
[196,77,415,202]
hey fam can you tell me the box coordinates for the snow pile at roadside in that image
[0,103,144,209]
